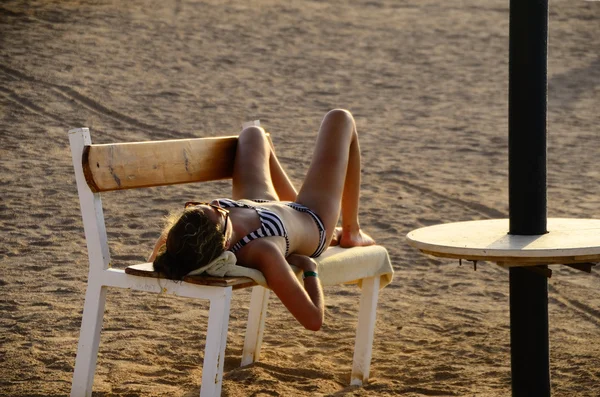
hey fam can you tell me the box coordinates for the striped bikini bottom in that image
[284,202,327,258]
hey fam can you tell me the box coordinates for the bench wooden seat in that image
[125,263,257,289]
[68,127,391,397]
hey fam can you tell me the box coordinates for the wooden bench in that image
[68,127,392,397]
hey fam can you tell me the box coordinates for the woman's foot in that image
[339,227,376,248]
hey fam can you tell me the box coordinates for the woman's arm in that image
[147,231,167,262]
[287,253,324,321]
[247,242,324,331]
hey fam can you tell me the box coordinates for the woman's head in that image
[153,203,229,280]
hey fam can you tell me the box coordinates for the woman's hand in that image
[248,243,324,331]
[286,254,317,272]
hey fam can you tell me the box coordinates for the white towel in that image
[186,250,238,277]
[315,245,393,289]
[186,245,393,290]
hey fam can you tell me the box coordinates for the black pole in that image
[508,1,550,396]
[509,268,550,396]
[509,0,548,235]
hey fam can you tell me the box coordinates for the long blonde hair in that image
[153,207,226,279]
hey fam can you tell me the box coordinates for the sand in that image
[1,0,599,396]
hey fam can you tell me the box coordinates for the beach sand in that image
[1,0,599,395]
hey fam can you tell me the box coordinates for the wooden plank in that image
[83,136,238,192]
[183,275,256,290]
[125,263,256,290]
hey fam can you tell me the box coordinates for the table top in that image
[406,218,600,265]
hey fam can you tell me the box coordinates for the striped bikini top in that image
[217,198,289,256]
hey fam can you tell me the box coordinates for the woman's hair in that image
[153,206,226,280]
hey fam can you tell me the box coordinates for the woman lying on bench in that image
[148,109,375,331]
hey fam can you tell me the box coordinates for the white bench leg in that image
[70,281,107,397]
[350,276,380,386]
[200,287,232,397]
[241,286,270,366]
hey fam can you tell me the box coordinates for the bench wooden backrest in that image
[82,136,238,192]
[69,128,253,283]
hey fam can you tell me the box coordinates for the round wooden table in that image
[407,218,600,266]
[407,218,600,396]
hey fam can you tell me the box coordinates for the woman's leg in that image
[266,136,298,201]
[232,126,297,201]
[295,109,374,247]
